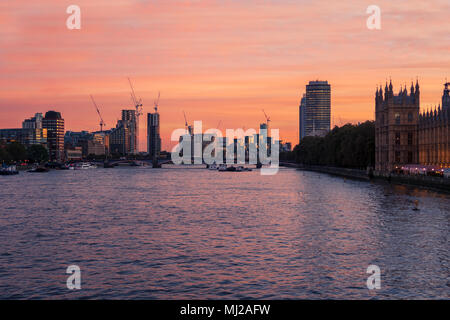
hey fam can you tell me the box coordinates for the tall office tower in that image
[147,112,161,160]
[43,111,65,162]
[443,82,450,111]
[22,113,47,145]
[259,123,271,155]
[259,123,268,143]
[121,109,137,154]
[299,94,306,142]
[304,80,331,137]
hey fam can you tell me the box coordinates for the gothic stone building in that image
[375,80,420,172]
[375,81,450,173]
[419,82,450,166]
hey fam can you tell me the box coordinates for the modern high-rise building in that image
[259,123,272,156]
[43,111,65,162]
[147,112,161,159]
[299,94,306,142]
[121,110,137,155]
[299,81,331,140]
[22,113,47,145]
[0,113,48,146]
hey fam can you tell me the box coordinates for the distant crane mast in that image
[90,95,106,132]
[262,109,271,123]
[183,110,188,131]
[154,92,160,113]
[262,109,271,133]
[183,111,193,135]
[127,77,143,153]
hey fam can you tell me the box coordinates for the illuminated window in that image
[395,113,401,124]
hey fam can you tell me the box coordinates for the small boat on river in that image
[0,165,19,175]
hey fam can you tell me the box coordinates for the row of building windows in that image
[395,151,414,163]
[380,113,414,125]
[394,132,414,145]
[394,113,414,124]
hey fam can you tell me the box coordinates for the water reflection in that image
[0,167,448,299]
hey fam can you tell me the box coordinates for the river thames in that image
[0,167,448,299]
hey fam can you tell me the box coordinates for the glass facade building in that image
[300,81,331,140]
[22,113,47,145]
[43,111,65,162]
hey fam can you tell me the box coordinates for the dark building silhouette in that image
[121,110,138,155]
[298,94,306,142]
[109,120,130,155]
[43,111,65,162]
[147,112,161,159]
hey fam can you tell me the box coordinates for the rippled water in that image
[0,167,448,299]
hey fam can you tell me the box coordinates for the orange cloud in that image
[0,0,449,150]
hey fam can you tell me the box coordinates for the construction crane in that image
[183,111,193,135]
[262,109,271,126]
[154,92,161,113]
[127,77,143,153]
[183,110,189,130]
[90,95,106,132]
[128,77,143,116]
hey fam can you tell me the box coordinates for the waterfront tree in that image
[0,146,12,163]
[295,121,375,169]
[5,142,27,162]
[27,144,49,164]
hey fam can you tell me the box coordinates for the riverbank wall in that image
[279,162,450,192]
[373,172,450,192]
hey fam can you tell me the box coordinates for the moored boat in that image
[218,164,237,172]
[28,166,49,173]
[208,163,218,170]
[72,162,98,170]
[0,165,19,175]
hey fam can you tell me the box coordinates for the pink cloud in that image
[0,0,449,150]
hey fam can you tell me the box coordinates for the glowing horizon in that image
[0,0,449,151]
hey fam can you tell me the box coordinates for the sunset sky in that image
[0,0,449,150]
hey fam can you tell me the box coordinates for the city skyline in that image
[0,1,449,151]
